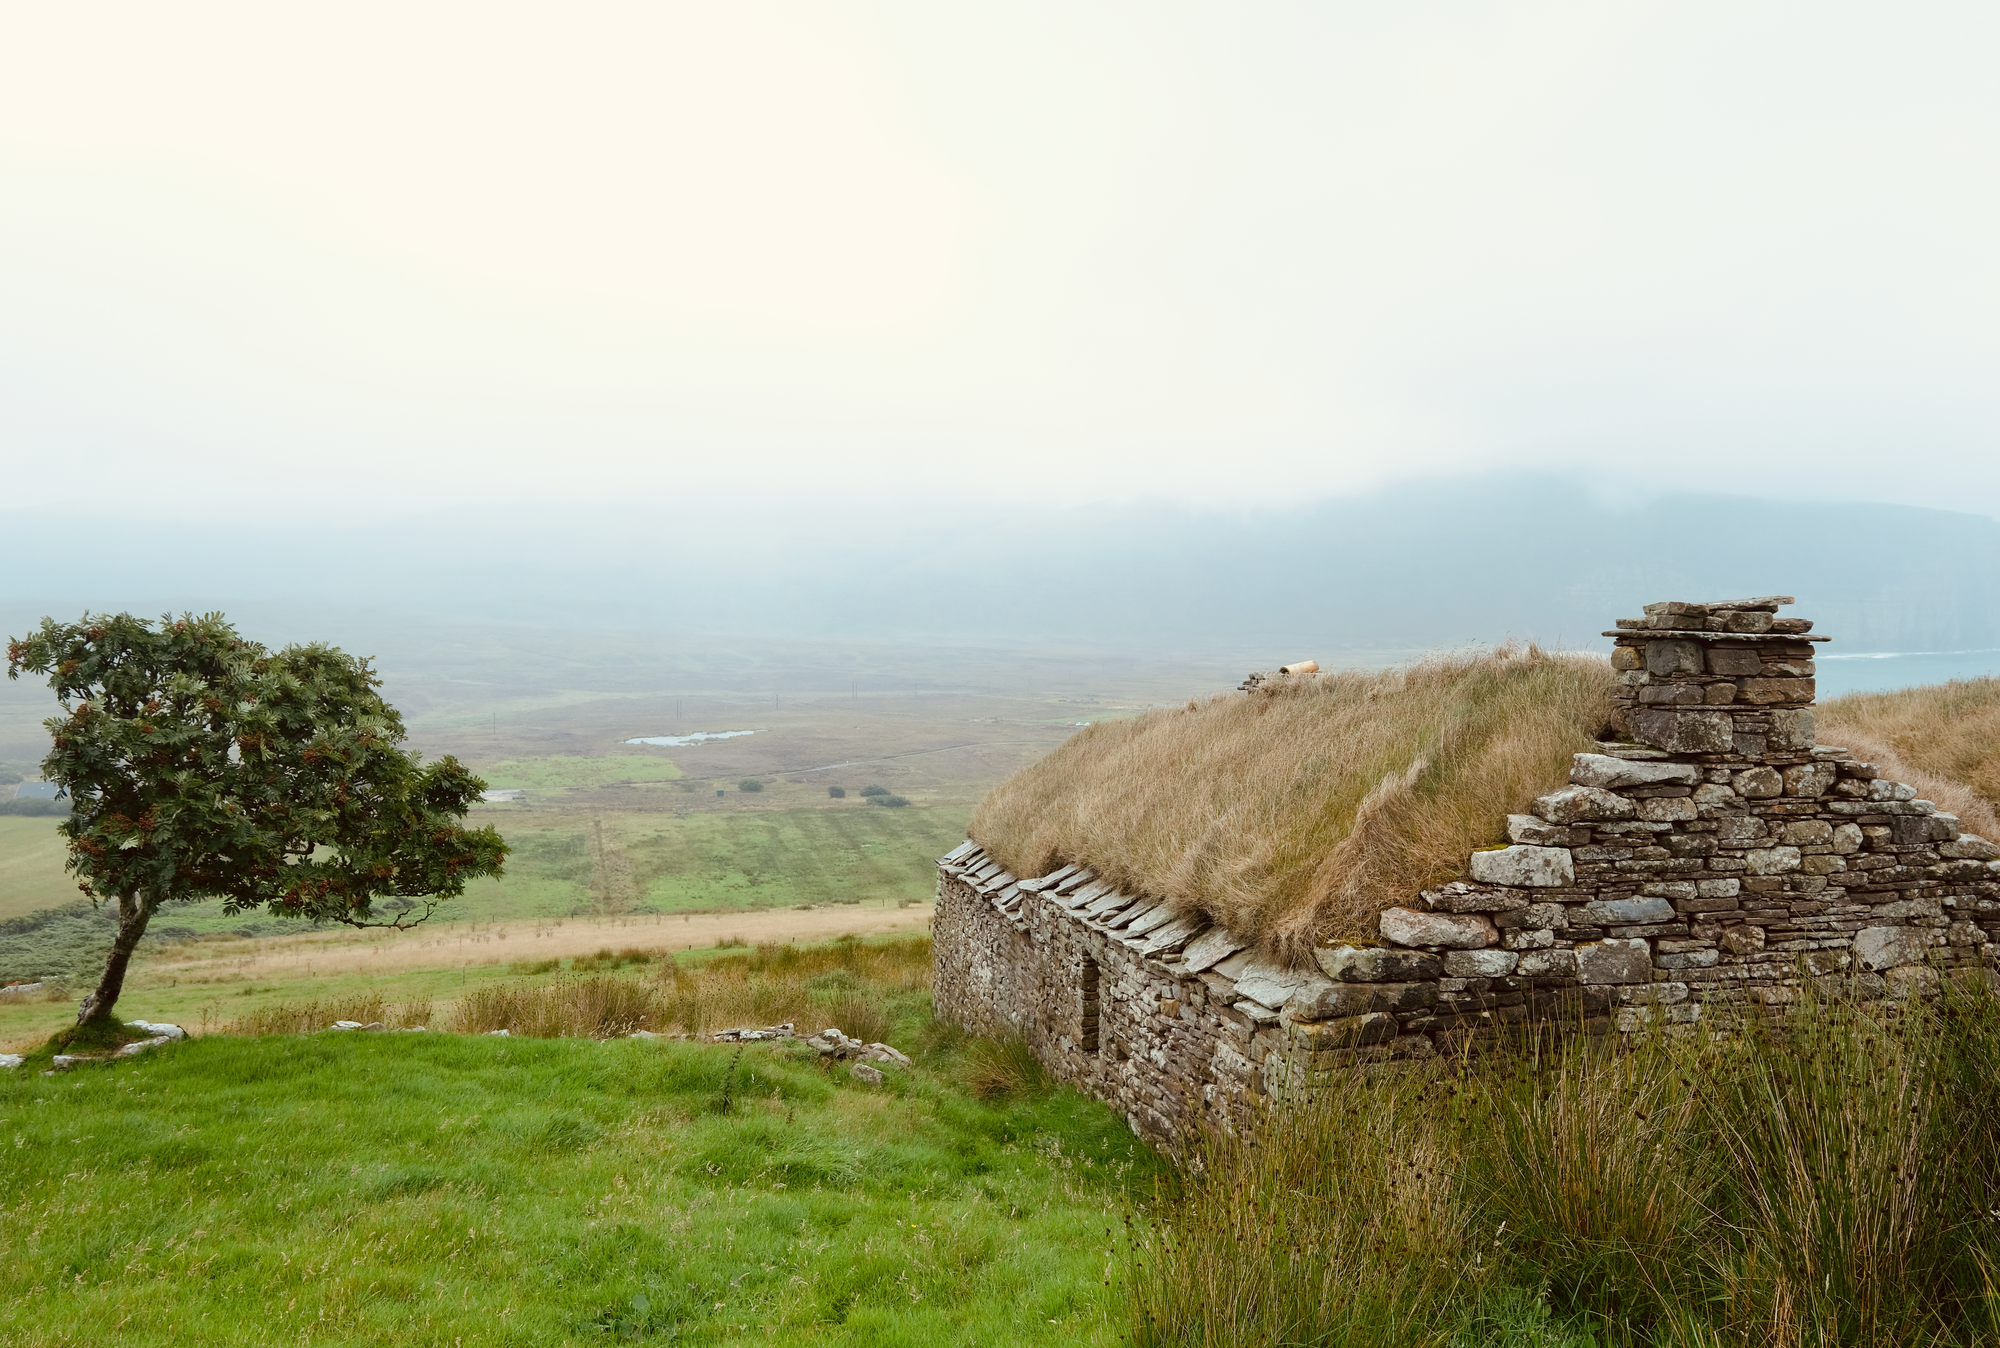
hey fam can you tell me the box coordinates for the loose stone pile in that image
[933,597,2000,1143]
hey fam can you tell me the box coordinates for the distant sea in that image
[1816,649,2000,698]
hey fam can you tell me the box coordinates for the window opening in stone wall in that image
[1080,956,1100,1053]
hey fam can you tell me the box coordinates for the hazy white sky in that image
[4,1,1998,520]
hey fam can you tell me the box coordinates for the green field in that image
[478,753,686,790]
[0,817,77,922]
[0,1028,1153,1345]
[0,800,968,990]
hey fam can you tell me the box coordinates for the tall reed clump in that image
[1130,1068,1473,1348]
[1817,678,2000,840]
[1135,987,2000,1347]
[449,974,667,1038]
[432,936,936,1041]
[972,645,1613,956]
[653,935,931,1043]
[228,991,433,1035]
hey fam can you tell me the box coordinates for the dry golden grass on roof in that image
[1817,677,2000,840]
[972,645,1615,961]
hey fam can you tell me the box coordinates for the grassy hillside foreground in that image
[0,1028,1153,1345]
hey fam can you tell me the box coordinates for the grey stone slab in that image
[1181,927,1248,973]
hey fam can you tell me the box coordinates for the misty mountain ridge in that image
[5,476,1994,656]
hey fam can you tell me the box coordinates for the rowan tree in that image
[6,612,508,1027]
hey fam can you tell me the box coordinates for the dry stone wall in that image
[933,597,2000,1144]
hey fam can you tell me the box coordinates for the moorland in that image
[7,621,2000,1346]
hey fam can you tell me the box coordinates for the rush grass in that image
[0,1022,1156,1345]
[221,935,940,1045]
[973,645,1613,954]
[1133,986,2000,1347]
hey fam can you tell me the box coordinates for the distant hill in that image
[5,475,1995,655]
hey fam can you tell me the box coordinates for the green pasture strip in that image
[476,755,685,790]
[623,808,969,912]
[0,800,964,984]
[0,818,77,923]
[0,1033,1154,1346]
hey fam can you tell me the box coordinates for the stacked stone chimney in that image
[1605,595,1821,760]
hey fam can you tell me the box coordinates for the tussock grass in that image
[449,974,666,1038]
[962,1033,1055,1100]
[1137,987,2000,1346]
[226,991,433,1035]
[1818,677,2000,839]
[974,646,1614,956]
[1132,1069,1470,1347]
[652,935,932,1044]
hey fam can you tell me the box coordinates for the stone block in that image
[1534,785,1637,824]
[1632,709,1735,754]
[1469,845,1576,888]
[1443,949,1520,978]
[1706,647,1762,676]
[1619,982,1689,1005]
[1830,823,1864,855]
[1767,709,1816,752]
[1504,927,1556,951]
[1422,883,1531,914]
[1380,907,1497,950]
[1569,753,1702,790]
[1611,646,1643,671]
[1885,965,1941,999]
[1655,948,1719,969]
[1718,924,1765,954]
[1942,834,2000,861]
[1641,684,1710,707]
[1783,763,1839,799]
[1517,902,1569,930]
[1801,854,1847,876]
[1744,847,1803,876]
[1580,896,1678,926]
[1739,678,1814,706]
[1693,783,1741,808]
[1638,796,1698,823]
[1714,817,1769,847]
[1289,978,1438,1021]
[1577,939,1653,985]
[1292,1012,1398,1049]
[1232,960,1316,1009]
[1696,879,1742,898]
[1315,946,1444,983]
[1733,767,1783,799]
[1714,609,1775,633]
[1645,640,1706,675]
[1506,814,1572,846]
[1781,820,1833,846]
[1853,925,1935,973]
[1517,949,1580,981]
[1181,927,1249,974]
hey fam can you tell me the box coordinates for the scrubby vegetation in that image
[973,645,1614,951]
[223,935,935,1046]
[1818,677,2000,838]
[1135,986,2000,1347]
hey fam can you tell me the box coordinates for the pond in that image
[624,730,757,747]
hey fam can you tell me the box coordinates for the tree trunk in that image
[77,891,151,1027]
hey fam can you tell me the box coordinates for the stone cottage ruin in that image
[932,597,2000,1143]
